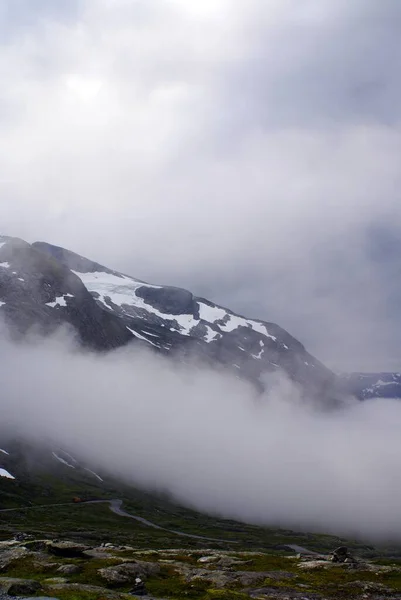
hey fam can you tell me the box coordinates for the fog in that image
[1,1,401,370]
[2,330,401,542]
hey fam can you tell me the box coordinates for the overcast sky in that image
[1,0,401,371]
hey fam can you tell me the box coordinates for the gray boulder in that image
[98,561,160,585]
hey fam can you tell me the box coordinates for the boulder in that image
[0,547,28,571]
[47,541,90,558]
[0,577,42,596]
[98,561,160,585]
[56,564,81,575]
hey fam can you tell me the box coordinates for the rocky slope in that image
[0,236,132,350]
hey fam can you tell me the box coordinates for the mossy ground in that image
[2,546,401,600]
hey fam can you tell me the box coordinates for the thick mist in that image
[1,331,401,542]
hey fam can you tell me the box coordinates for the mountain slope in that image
[0,236,133,350]
[33,241,347,403]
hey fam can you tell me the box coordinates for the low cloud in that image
[1,331,401,542]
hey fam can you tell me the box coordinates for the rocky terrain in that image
[0,535,400,600]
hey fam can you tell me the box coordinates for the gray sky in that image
[1,0,401,371]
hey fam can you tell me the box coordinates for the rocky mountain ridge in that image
[0,235,348,405]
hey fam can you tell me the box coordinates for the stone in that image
[56,564,81,575]
[47,541,90,558]
[98,561,160,585]
[0,577,42,596]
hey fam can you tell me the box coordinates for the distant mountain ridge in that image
[340,372,401,400]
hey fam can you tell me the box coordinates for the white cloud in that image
[0,1,401,370]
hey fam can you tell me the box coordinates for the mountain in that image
[341,372,401,400]
[0,235,350,404]
[29,240,348,405]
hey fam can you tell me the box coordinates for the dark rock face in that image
[135,285,195,315]
[0,236,353,405]
[0,238,133,351]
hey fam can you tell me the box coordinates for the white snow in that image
[84,468,103,482]
[197,302,227,322]
[59,450,78,464]
[46,296,68,308]
[252,349,264,359]
[0,262,10,269]
[127,327,160,348]
[0,242,6,250]
[0,301,5,307]
[203,325,221,342]
[75,270,201,336]
[0,449,9,455]
[18,278,24,282]
[374,380,395,387]
[52,452,75,468]
[0,468,15,479]
[74,269,279,347]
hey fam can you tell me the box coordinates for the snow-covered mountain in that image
[0,235,348,404]
[341,372,401,400]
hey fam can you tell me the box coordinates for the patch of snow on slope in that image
[47,297,67,308]
[127,327,160,348]
[0,468,15,479]
[46,294,74,308]
[84,468,103,482]
[0,449,9,455]
[0,242,6,250]
[52,452,75,468]
[76,271,200,336]
[0,301,5,307]
[0,262,10,269]
[204,325,221,342]
[197,302,227,322]
[374,380,396,387]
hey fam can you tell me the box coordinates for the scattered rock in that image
[56,564,81,575]
[330,545,355,563]
[0,577,42,596]
[98,561,160,585]
[47,541,90,558]
[198,555,218,564]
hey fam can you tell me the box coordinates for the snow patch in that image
[127,327,160,348]
[0,242,6,250]
[0,468,15,480]
[46,296,68,308]
[0,262,10,269]
[0,301,5,307]
[203,325,221,343]
[0,449,9,455]
[52,452,75,468]
[84,468,103,482]
[197,302,227,322]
